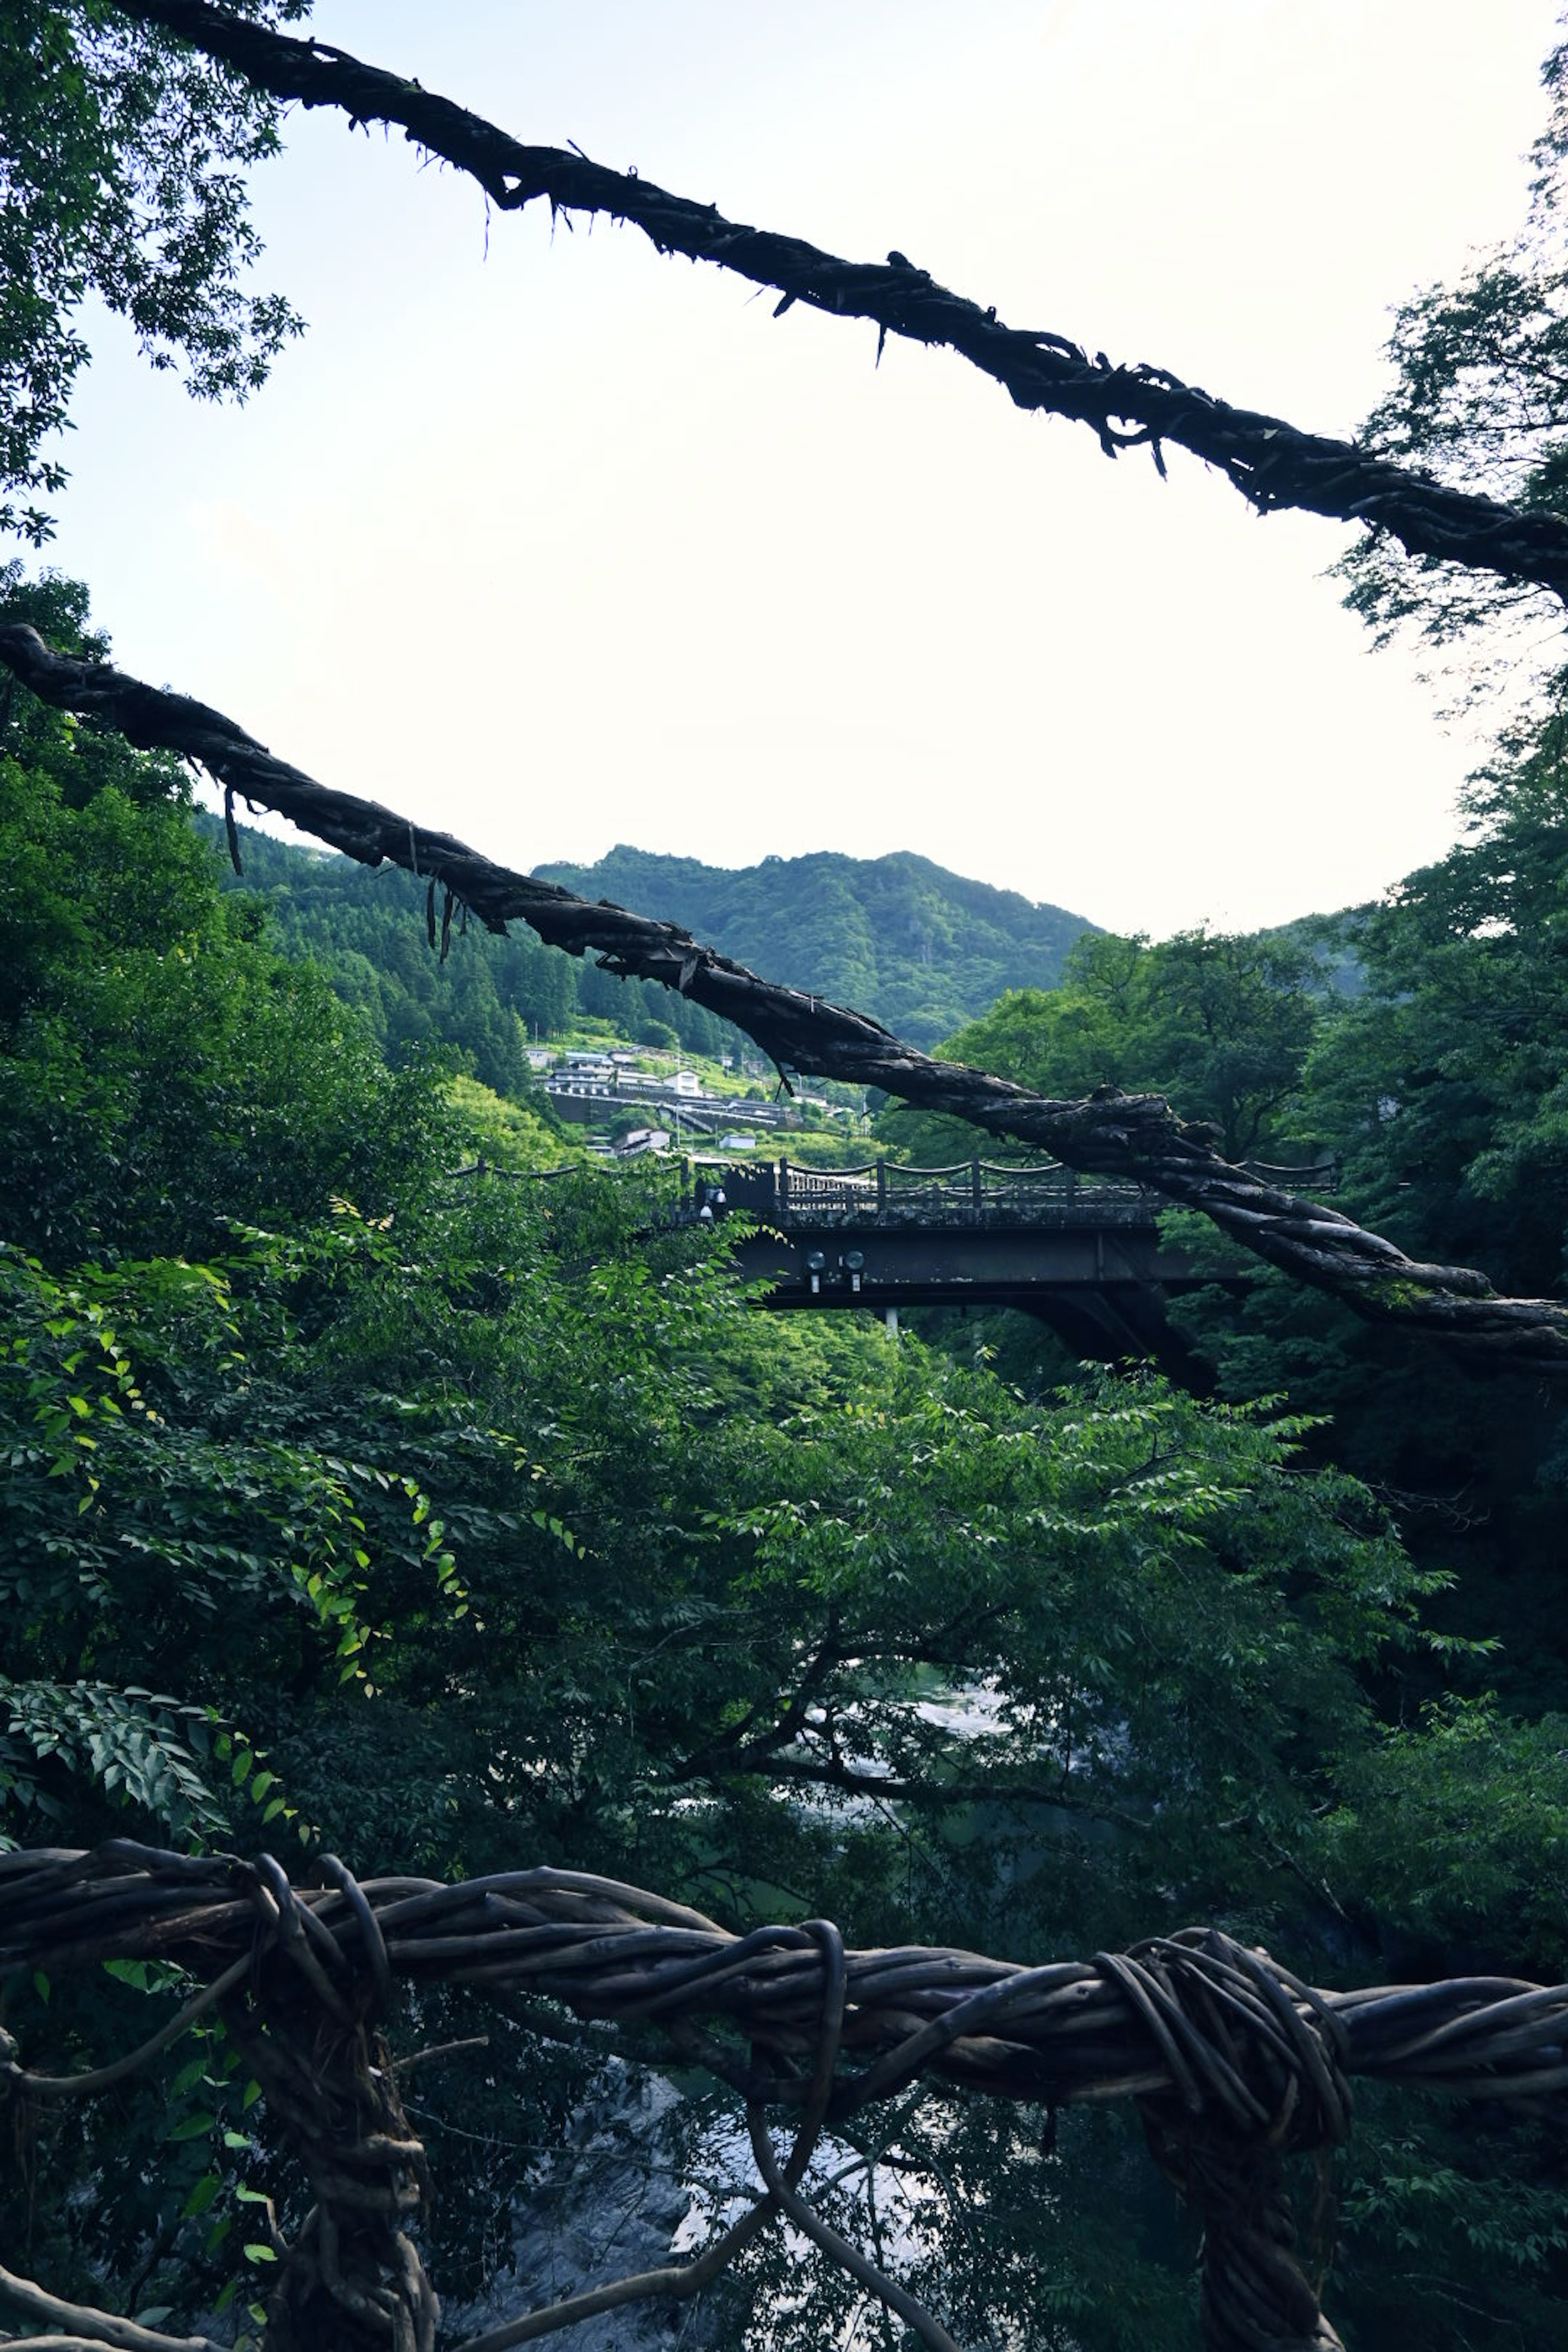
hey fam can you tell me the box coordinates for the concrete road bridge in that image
[680,1155,1335,1374]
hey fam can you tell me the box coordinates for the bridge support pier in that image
[884,1306,899,1337]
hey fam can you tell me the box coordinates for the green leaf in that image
[165,2111,215,2143]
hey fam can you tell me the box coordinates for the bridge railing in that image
[703,1156,1154,1221]
[878,1159,1146,1215]
[691,1155,1339,1224]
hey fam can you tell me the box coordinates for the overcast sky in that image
[37,0,1565,934]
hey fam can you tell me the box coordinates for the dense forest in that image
[3,7,1568,2352]
[197,814,749,1091]
[193,822,1095,1091]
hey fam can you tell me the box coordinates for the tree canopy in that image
[1338,26,1568,706]
[0,1,308,543]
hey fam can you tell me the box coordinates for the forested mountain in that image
[196,819,1098,1082]
[535,844,1096,1047]
[197,813,750,1091]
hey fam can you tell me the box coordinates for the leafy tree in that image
[4,1138,1492,2339]
[1336,30,1568,708]
[0,650,443,1263]
[1133,710,1568,1721]
[0,559,187,802]
[879,924,1327,1166]
[0,0,308,542]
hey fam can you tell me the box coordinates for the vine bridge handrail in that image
[2,1842,1563,2352]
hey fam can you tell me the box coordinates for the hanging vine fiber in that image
[95,0,1568,609]
[4,1842,1567,2352]
[3,617,1566,1372]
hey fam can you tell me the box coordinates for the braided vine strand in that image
[107,0,1568,607]
[4,1845,1567,2352]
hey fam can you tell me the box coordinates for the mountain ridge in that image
[532,844,1097,1047]
[199,817,1101,1074]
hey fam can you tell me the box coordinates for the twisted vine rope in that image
[4,619,1567,1370]
[111,0,1568,606]
[3,1845,1566,2352]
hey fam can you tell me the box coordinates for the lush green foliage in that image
[0,768,431,1262]
[208,813,748,1082]
[878,922,1331,1166]
[872,802,1568,1711]
[1334,29,1568,708]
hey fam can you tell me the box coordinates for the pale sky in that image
[35,0,1566,935]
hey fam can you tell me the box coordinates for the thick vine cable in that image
[97,0,1568,605]
[4,1843,1567,2352]
[3,618,1566,1370]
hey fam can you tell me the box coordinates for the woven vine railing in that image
[3,1844,1566,2352]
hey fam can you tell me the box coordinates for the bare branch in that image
[0,2266,222,2352]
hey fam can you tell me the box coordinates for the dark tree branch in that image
[669,1611,847,1780]
[4,623,1565,1368]
[757,1751,1159,1838]
[109,0,1568,605]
